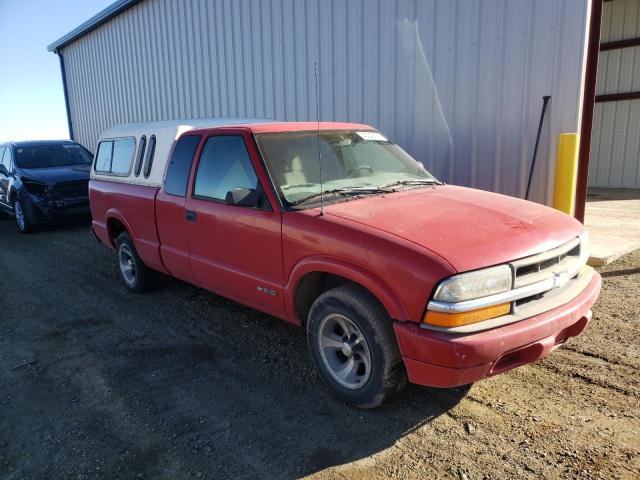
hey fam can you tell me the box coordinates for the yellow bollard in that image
[553,133,580,216]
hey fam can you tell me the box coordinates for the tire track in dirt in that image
[564,345,639,369]
[540,350,640,397]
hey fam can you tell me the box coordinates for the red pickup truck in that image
[90,119,600,408]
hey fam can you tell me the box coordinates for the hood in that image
[324,185,584,272]
[19,164,91,184]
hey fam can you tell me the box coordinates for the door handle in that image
[185,210,197,222]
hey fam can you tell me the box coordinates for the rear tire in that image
[116,232,157,293]
[307,284,407,409]
[13,197,36,234]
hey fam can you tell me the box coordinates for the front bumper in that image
[393,270,601,388]
[26,193,90,222]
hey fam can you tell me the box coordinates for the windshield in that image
[255,130,438,206]
[15,144,93,169]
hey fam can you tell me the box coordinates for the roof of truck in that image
[249,122,373,133]
[186,121,375,134]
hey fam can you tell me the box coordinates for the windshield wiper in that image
[289,186,387,206]
[289,180,441,206]
[380,179,442,189]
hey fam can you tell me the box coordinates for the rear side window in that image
[95,138,135,175]
[194,135,258,201]
[164,135,201,197]
[95,141,114,172]
[134,135,146,176]
[143,135,156,178]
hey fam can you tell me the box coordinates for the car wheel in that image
[307,284,407,409]
[13,197,35,234]
[116,232,157,293]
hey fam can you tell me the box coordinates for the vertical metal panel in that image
[590,99,640,187]
[589,0,640,188]
[61,0,590,204]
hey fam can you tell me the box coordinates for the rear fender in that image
[105,208,168,274]
[105,209,137,247]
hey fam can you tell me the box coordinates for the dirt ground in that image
[0,219,638,480]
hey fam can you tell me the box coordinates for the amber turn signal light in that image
[423,303,511,328]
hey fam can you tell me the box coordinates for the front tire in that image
[116,232,157,293]
[307,284,407,409]
[13,197,35,234]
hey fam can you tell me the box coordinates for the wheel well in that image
[107,218,127,245]
[294,272,384,326]
[8,189,16,205]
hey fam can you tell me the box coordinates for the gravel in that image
[0,219,638,479]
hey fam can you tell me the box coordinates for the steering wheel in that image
[346,165,373,177]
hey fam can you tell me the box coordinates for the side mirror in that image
[0,165,7,176]
[225,187,259,207]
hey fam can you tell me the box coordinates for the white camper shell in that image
[91,118,269,187]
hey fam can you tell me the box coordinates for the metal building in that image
[589,0,640,189]
[48,0,603,210]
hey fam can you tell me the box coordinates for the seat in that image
[284,155,313,185]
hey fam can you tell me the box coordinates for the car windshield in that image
[14,144,93,169]
[255,130,439,206]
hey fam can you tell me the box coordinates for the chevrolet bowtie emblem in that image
[552,273,568,289]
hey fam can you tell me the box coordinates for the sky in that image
[0,0,113,142]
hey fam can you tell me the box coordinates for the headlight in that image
[433,265,512,303]
[22,180,49,197]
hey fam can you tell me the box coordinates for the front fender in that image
[284,255,410,324]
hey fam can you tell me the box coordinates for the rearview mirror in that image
[225,187,259,207]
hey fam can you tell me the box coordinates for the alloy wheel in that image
[317,313,372,389]
[14,201,25,231]
[118,244,137,286]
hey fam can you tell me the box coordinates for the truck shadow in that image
[297,385,470,475]
[7,235,470,479]
[109,339,468,478]
[100,281,471,478]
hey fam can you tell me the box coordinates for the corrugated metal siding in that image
[590,100,640,187]
[600,0,640,43]
[61,0,590,204]
[589,0,640,188]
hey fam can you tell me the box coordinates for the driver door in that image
[184,130,286,318]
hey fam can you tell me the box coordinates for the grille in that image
[539,256,560,270]
[512,240,581,289]
[53,181,89,201]
[516,264,539,277]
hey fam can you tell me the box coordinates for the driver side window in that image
[193,135,259,202]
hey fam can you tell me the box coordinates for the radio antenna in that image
[314,61,324,216]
